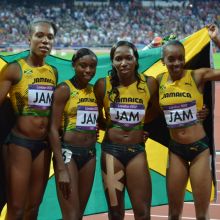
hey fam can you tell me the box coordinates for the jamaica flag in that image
[0,27,216,219]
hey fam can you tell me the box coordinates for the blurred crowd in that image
[0,0,220,49]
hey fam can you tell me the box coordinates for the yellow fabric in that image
[62,80,97,132]
[103,74,150,128]
[159,70,203,110]
[0,58,7,72]
[9,59,57,116]
[143,28,210,78]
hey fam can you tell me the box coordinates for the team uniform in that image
[102,74,150,166]
[5,58,58,158]
[61,79,98,169]
[159,70,209,161]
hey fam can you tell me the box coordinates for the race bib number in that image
[76,106,98,130]
[110,103,145,128]
[28,84,54,110]
[163,100,197,128]
[62,148,72,164]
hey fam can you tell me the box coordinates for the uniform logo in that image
[161,92,192,99]
[190,146,198,151]
[71,91,79,97]
[24,69,33,74]
[159,85,166,91]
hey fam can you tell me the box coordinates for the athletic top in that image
[62,80,98,133]
[9,58,57,116]
[103,74,150,130]
[159,70,203,128]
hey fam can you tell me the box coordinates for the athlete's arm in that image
[48,83,71,199]
[94,78,107,131]
[144,76,162,124]
[0,63,20,106]
[193,68,220,91]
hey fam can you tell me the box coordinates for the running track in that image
[84,82,220,220]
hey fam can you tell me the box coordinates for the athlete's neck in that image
[26,53,45,67]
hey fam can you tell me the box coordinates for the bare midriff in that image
[169,123,206,144]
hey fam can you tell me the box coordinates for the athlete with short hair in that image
[0,19,57,220]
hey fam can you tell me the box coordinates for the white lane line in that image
[185,202,220,206]
[150,215,220,220]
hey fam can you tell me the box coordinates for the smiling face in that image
[29,22,55,58]
[112,45,137,82]
[162,43,185,79]
[74,55,97,85]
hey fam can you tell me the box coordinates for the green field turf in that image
[214,53,220,68]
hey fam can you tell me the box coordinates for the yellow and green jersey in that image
[103,74,150,130]
[62,80,98,133]
[9,58,57,116]
[159,70,203,128]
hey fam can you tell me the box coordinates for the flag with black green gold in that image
[0,27,216,219]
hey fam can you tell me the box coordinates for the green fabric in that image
[1,48,162,85]
[38,143,193,219]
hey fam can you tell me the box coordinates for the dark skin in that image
[49,53,97,220]
[158,25,220,220]
[94,44,209,220]
[94,45,158,220]
[0,22,56,220]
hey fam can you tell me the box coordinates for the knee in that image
[7,203,24,220]
[168,205,182,220]
[108,210,124,220]
[24,204,40,218]
[133,208,150,220]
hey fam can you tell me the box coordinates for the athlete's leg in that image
[167,151,189,220]
[126,152,151,220]
[5,143,32,220]
[0,144,7,212]
[54,159,80,220]
[23,147,51,220]
[78,157,96,218]
[190,148,212,220]
[101,152,125,220]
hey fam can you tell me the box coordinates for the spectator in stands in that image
[0,1,219,48]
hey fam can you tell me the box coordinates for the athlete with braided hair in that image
[94,41,158,220]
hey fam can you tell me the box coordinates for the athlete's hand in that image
[197,105,209,121]
[58,168,71,200]
[207,24,219,41]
